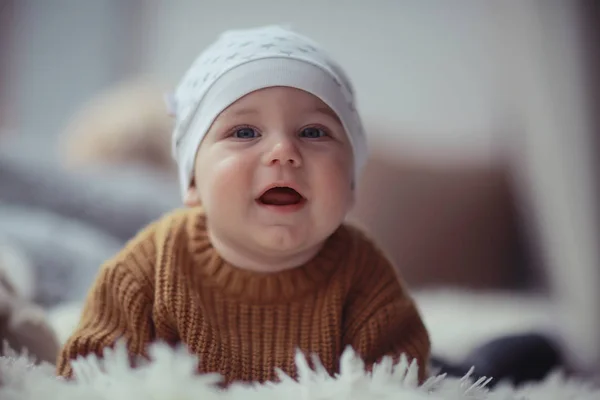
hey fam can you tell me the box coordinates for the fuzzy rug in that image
[0,343,597,400]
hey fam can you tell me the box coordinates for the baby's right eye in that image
[233,127,258,139]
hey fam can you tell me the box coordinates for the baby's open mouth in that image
[257,186,305,206]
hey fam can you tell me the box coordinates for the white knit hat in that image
[170,25,367,200]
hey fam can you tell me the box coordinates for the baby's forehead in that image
[219,86,342,122]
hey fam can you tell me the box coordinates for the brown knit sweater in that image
[57,207,430,383]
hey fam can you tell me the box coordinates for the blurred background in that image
[0,0,599,382]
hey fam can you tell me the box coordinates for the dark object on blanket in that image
[431,333,563,387]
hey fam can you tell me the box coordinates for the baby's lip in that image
[256,182,306,200]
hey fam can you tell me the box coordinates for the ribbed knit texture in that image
[56,207,430,383]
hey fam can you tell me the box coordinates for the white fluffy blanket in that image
[0,342,597,400]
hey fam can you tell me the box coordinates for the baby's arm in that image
[56,225,157,378]
[342,239,430,382]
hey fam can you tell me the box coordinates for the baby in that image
[56,25,430,384]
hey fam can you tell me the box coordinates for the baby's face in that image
[187,86,354,269]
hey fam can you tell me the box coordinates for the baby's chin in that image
[250,226,327,266]
[255,224,318,252]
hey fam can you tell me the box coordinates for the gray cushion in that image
[0,146,179,243]
[0,204,121,306]
[0,144,180,306]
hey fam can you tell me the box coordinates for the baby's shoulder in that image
[102,207,202,283]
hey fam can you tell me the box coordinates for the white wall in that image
[8,0,133,157]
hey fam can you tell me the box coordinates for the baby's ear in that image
[184,182,202,207]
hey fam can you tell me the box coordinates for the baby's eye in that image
[233,127,258,139]
[300,127,327,139]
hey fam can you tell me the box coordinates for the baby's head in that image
[171,25,367,271]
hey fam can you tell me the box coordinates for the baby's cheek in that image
[329,156,354,189]
[317,165,353,214]
[207,157,254,197]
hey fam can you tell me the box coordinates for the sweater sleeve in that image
[342,233,431,382]
[56,223,158,378]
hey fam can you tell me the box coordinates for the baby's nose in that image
[266,140,302,167]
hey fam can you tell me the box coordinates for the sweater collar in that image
[187,209,348,304]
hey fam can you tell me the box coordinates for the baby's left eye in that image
[300,127,327,139]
